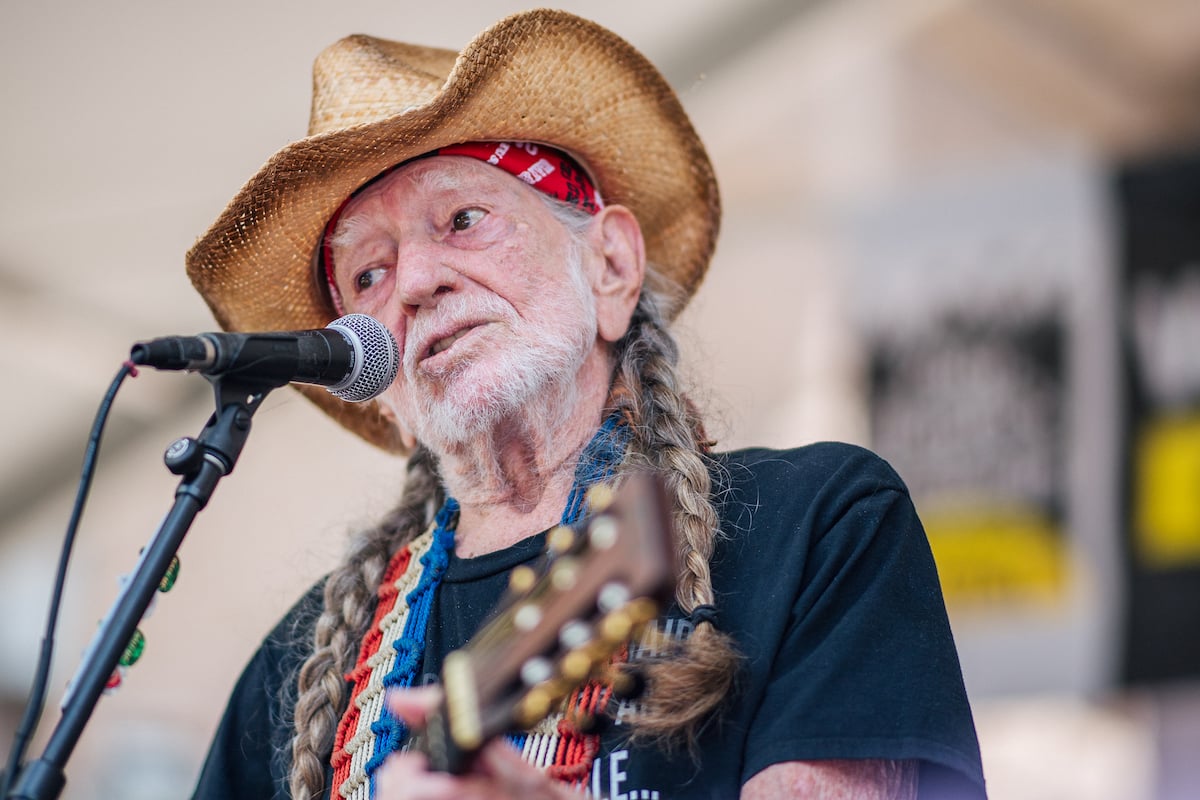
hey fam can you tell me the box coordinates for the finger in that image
[374,751,461,800]
[386,685,444,729]
[478,742,577,799]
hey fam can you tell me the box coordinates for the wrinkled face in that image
[327,156,601,447]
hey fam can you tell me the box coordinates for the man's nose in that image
[393,242,458,318]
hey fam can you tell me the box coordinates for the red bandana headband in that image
[321,141,603,313]
[435,142,604,214]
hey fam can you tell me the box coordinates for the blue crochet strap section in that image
[364,498,457,789]
[561,414,630,525]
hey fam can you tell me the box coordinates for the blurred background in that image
[3,0,1200,797]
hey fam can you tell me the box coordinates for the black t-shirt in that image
[192,444,986,799]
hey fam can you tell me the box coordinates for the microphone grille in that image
[326,314,400,402]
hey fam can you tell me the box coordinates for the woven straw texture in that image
[185,9,720,452]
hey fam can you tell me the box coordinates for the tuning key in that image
[598,597,659,647]
[625,597,659,626]
[515,689,553,728]
[598,611,634,643]
[587,515,618,550]
[546,524,576,555]
[550,557,580,591]
[584,483,616,512]
[520,657,554,687]
[516,675,576,728]
[559,620,591,650]
[513,603,543,632]
[508,565,537,594]
[597,582,631,613]
[611,668,648,701]
[560,649,596,682]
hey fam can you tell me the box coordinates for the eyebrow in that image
[329,211,379,254]
[329,164,502,254]
[414,166,469,195]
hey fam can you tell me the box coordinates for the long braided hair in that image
[606,288,741,749]
[287,202,738,798]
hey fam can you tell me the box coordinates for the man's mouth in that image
[430,329,467,356]
[423,324,483,361]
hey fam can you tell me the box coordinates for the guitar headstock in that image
[421,473,676,773]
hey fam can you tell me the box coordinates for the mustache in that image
[402,292,516,367]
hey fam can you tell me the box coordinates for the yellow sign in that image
[1135,411,1200,568]
[923,503,1069,609]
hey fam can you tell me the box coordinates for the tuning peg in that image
[508,564,537,595]
[599,610,634,644]
[520,657,554,687]
[610,668,647,701]
[515,676,574,728]
[550,557,580,591]
[560,649,596,682]
[625,597,659,626]
[599,597,659,644]
[558,620,591,650]
[587,515,618,550]
[546,524,576,555]
[597,582,631,613]
[513,603,543,632]
[515,689,552,728]
[584,483,616,512]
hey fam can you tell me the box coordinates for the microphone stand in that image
[6,374,281,800]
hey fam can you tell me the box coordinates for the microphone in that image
[129,313,400,402]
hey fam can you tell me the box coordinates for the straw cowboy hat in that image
[185,8,720,452]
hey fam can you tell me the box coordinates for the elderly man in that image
[189,11,984,800]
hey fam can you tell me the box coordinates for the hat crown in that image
[308,35,458,135]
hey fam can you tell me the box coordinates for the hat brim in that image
[185,9,720,453]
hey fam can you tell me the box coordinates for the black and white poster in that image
[847,155,1121,695]
[1118,150,1200,685]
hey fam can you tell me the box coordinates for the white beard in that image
[385,243,598,451]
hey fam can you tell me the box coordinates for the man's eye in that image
[452,208,485,231]
[354,267,386,292]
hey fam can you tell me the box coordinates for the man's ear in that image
[590,204,646,343]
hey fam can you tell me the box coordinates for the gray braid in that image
[288,446,443,799]
[610,287,741,748]
[538,192,740,744]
